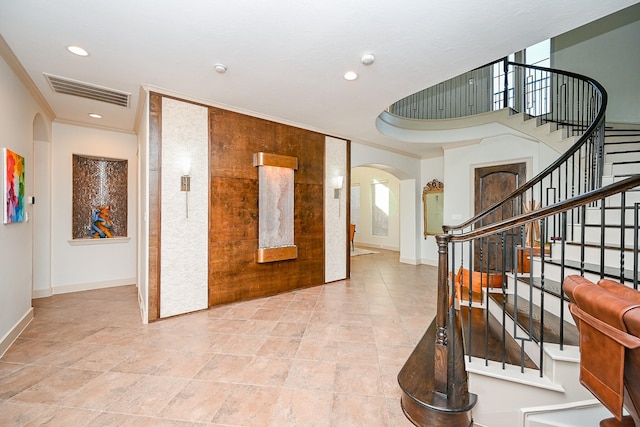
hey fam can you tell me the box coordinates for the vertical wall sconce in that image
[333,175,344,199]
[181,157,191,218]
[181,175,190,218]
[333,175,344,217]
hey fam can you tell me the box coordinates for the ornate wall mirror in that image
[423,179,444,238]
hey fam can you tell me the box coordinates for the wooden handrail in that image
[449,174,640,242]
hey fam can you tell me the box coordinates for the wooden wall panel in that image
[148,92,162,321]
[208,107,325,306]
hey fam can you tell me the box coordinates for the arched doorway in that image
[349,164,420,265]
[350,166,400,251]
[32,113,51,297]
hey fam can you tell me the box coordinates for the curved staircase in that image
[394,59,640,427]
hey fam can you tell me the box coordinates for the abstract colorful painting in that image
[4,148,25,224]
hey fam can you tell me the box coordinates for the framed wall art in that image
[4,148,26,224]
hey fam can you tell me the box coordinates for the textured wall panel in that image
[160,98,208,318]
[324,136,348,282]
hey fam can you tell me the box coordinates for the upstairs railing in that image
[390,59,607,229]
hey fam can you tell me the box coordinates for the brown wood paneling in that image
[147,92,162,322]
[208,107,326,307]
[346,139,351,278]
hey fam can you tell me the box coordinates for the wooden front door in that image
[473,162,526,273]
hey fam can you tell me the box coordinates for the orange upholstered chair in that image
[350,224,356,251]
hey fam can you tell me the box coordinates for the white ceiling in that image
[1,0,637,158]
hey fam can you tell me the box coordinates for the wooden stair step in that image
[456,284,484,304]
[565,240,637,253]
[516,276,564,300]
[459,304,538,369]
[545,258,638,283]
[397,317,477,425]
[489,293,579,347]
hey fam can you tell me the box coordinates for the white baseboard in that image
[32,288,52,299]
[421,258,438,266]
[353,242,399,252]
[399,257,420,265]
[0,308,34,358]
[50,277,136,295]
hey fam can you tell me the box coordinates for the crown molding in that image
[0,34,55,121]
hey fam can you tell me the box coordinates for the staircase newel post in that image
[434,234,451,393]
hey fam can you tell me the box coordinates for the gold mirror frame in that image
[423,179,444,238]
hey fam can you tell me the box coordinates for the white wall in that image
[0,55,51,355]
[443,134,554,231]
[553,3,640,124]
[351,166,400,251]
[32,139,51,294]
[50,122,137,294]
[351,141,421,180]
[399,178,419,265]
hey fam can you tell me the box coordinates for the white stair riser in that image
[605,144,640,154]
[576,225,638,245]
[468,351,592,427]
[531,260,607,285]
[510,276,573,323]
[584,206,640,224]
[602,191,640,206]
[562,244,637,266]
[532,259,639,288]
[487,296,545,366]
[610,162,640,175]
[604,152,640,163]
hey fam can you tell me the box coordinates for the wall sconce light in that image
[333,175,344,199]
[181,175,190,218]
[181,175,191,191]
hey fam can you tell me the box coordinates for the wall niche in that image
[72,154,128,239]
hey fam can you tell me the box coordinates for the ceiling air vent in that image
[44,73,130,107]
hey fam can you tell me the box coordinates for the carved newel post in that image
[397,234,476,426]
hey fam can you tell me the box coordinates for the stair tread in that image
[516,276,564,300]
[564,240,637,252]
[489,293,580,347]
[545,258,638,281]
[459,304,538,369]
[582,223,637,229]
[606,150,640,154]
[611,160,640,165]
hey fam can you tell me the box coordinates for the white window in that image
[350,184,360,232]
[371,180,389,236]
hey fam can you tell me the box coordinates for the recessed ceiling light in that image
[88,113,102,119]
[344,71,358,81]
[67,46,89,57]
[213,64,227,74]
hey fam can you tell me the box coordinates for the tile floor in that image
[0,248,437,426]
